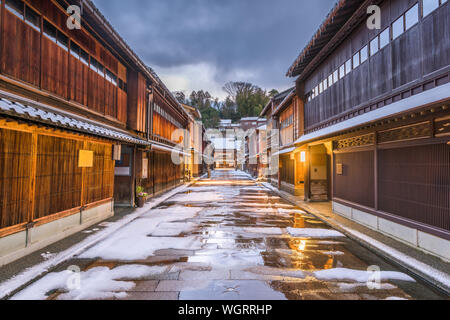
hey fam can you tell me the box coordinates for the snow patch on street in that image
[321,251,345,256]
[170,191,223,202]
[242,228,284,235]
[80,207,203,260]
[313,268,415,282]
[339,226,450,290]
[287,228,345,238]
[0,183,193,299]
[150,222,198,237]
[12,265,166,300]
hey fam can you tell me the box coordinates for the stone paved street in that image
[11,170,447,300]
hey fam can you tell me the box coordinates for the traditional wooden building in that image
[0,0,189,266]
[287,0,449,260]
[181,103,212,179]
[260,88,306,194]
[212,136,237,169]
[243,118,267,178]
[269,89,306,197]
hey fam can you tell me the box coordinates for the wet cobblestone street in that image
[11,170,447,300]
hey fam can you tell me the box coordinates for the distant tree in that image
[219,97,239,122]
[173,91,186,104]
[189,90,220,128]
[268,89,279,98]
[223,82,271,119]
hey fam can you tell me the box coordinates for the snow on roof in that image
[211,138,237,150]
[257,125,267,131]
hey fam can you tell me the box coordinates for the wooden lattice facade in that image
[285,0,450,255]
[0,0,190,264]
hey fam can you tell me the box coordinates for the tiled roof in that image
[287,0,366,78]
[260,87,295,117]
[272,89,296,116]
[0,95,149,146]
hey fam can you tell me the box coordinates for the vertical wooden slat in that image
[28,133,38,223]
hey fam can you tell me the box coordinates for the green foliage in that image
[189,90,220,128]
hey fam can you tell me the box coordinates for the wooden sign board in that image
[336,163,343,175]
[112,144,122,161]
[79,150,94,168]
[142,155,149,179]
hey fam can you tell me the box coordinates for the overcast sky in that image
[93,0,336,100]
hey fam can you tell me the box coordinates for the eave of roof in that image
[293,82,450,146]
[260,87,295,117]
[0,91,149,145]
[272,89,296,117]
[286,0,367,78]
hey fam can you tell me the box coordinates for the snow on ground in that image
[242,228,284,235]
[188,249,264,268]
[339,226,450,289]
[240,195,281,200]
[40,252,56,260]
[81,236,202,261]
[0,182,192,299]
[239,186,266,192]
[235,203,294,209]
[320,251,345,256]
[79,206,203,260]
[287,228,345,238]
[277,208,309,215]
[170,191,224,202]
[12,265,167,300]
[313,268,415,282]
[149,222,197,236]
[238,208,280,216]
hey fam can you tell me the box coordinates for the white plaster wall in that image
[332,201,449,262]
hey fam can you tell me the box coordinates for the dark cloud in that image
[93,0,336,98]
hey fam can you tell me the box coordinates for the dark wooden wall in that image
[378,143,449,231]
[153,92,185,144]
[127,70,147,132]
[152,151,182,194]
[0,0,128,126]
[83,141,115,205]
[41,36,69,98]
[0,128,32,229]
[303,0,449,131]
[280,155,295,185]
[1,9,40,87]
[334,150,375,208]
[332,121,450,234]
[34,135,83,219]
